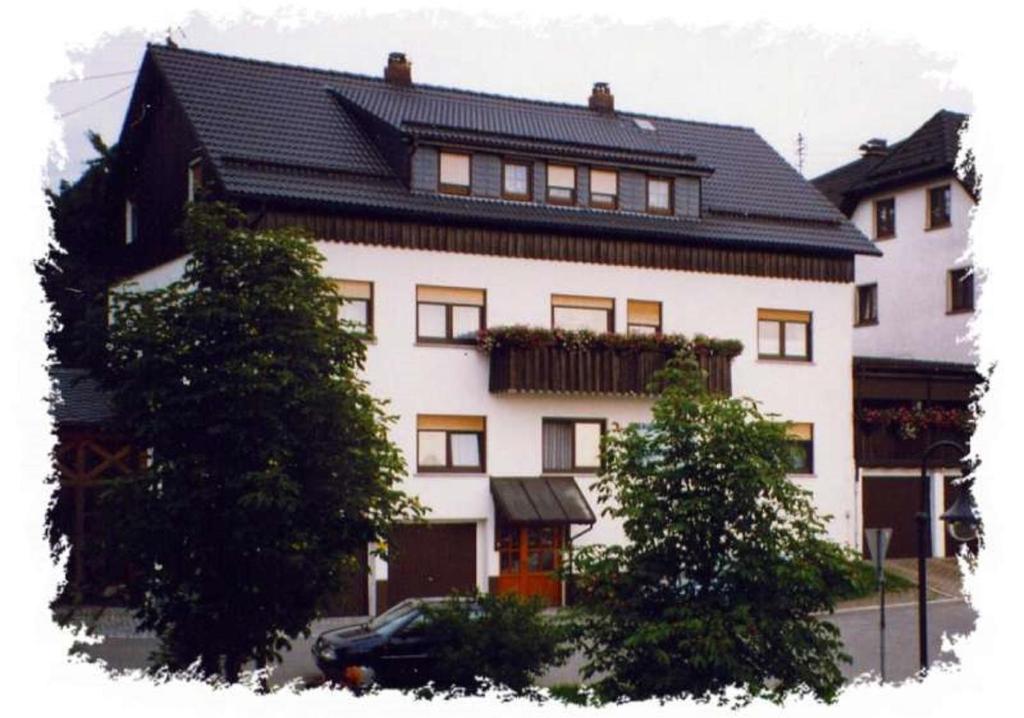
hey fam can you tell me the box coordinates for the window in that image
[125,200,138,245]
[874,197,895,239]
[787,422,814,474]
[948,267,975,313]
[187,158,203,202]
[439,151,471,195]
[757,309,812,361]
[855,284,878,326]
[627,299,662,335]
[416,285,486,343]
[417,415,485,472]
[646,176,673,214]
[547,164,577,204]
[502,160,531,200]
[551,294,614,333]
[589,168,618,209]
[927,184,951,229]
[333,279,373,335]
[542,419,604,473]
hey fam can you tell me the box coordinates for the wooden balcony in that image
[855,423,972,468]
[488,345,735,397]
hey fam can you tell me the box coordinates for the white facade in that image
[125,240,858,613]
[851,178,977,364]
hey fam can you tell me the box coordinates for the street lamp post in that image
[917,439,973,674]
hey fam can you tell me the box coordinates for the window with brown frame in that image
[542,418,604,473]
[927,184,951,229]
[417,415,486,473]
[646,176,673,214]
[874,197,895,239]
[627,299,662,335]
[855,283,878,327]
[502,160,532,200]
[786,422,814,474]
[416,285,486,344]
[546,164,577,204]
[757,308,812,361]
[333,279,374,336]
[438,151,471,195]
[948,267,975,314]
[551,294,614,333]
[589,168,618,209]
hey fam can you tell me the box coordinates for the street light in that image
[916,439,973,674]
[941,484,981,543]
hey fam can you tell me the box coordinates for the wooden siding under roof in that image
[258,212,854,282]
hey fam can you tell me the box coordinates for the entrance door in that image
[495,523,564,606]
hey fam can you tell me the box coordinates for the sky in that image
[45,11,973,190]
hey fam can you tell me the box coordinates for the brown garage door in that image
[387,523,477,608]
[862,475,923,559]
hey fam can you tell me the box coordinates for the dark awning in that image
[490,476,596,525]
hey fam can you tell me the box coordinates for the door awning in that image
[490,476,597,525]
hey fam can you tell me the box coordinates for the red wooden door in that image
[495,524,564,606]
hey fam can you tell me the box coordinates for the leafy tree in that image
[569,358,856,705]
[94,202,423,682]
[418,590,571,696]
[37,132,125,367]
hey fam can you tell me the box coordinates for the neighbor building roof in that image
[812,110,973,216]
[50,367,114,426]
[125,44,878,257]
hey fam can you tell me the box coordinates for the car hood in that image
[319,623,381,648]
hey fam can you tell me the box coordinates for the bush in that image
[838,554,914,599]
[418,590,571,696]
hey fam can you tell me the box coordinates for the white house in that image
[112,45,878,614]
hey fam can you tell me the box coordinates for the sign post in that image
[864,528,893,682]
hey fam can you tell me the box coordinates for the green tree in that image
[569,358,855,705]
[95,202,423,682]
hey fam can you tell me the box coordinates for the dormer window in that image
[589,169,618,209]
[547,164,576,205]
[502,160,531,201]
[439,151,471,195]
[646,176,673,215]
[187,158,203,202]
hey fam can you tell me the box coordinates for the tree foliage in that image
[93,203,423,682]
[569,358,856,705]
[418,590,571,697]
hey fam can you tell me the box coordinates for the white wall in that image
[851,178,976,364]
[125,239,858,597]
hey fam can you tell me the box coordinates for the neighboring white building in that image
[114,45,878,614]
[813,111,981,559]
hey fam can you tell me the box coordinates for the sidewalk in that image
[835,557,968,610]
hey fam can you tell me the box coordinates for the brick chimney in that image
[859,137,888,157]
[588,82,614,113]
[384,52,412,86]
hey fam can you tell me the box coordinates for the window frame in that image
[550,294,615,333]
[589,167,619,210]
[926,184,952,230]
[541,418,607,474]
[757,309,813,362]
[546,163,577,205]
[626,298,663,335]
[334,279,375,337]
[501,159,533,201]
[438,150,472,196]
[855,283,878,327]
[416,417,487,474]
[947,267,975,314]
[125,199,138,245]
[415,285,487,345]
[187,157,203,203]
[786,423,815,475]
[873,197,895,239]
[645,176,674,215]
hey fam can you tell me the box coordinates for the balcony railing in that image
[855,423,972,468]
[488,344,735,397]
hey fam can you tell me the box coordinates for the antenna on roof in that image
[796,132,806,176]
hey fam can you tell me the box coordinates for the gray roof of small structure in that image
[131,45,878,256]
[50,367,114,426]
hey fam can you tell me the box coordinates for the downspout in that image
[565,523,595,606]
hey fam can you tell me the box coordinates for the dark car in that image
[312,597,476,689]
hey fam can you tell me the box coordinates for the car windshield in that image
[365,601,422,632]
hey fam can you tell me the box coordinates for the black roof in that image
[812,110,972,216]
[490,477,596,525]
[50,368,114,426]
[130,45,877,257]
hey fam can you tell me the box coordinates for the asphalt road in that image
[71,599,977,689]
